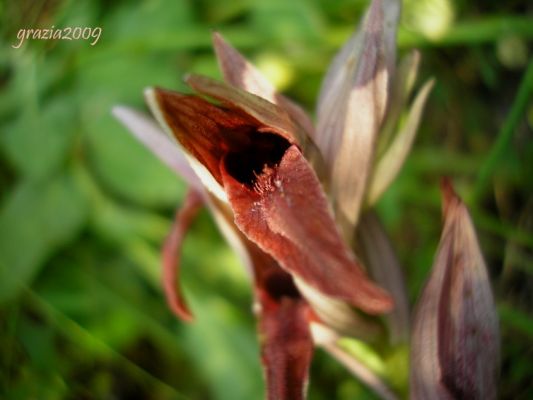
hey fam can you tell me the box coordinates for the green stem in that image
[473,59,533,202]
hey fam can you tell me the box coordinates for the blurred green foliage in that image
[0,0,532,399]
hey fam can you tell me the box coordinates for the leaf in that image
[182,294,264,400]
[0,171,87,302]
[1,98,76,180]
[88,112,186,208]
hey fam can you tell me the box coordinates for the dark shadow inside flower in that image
[260,267,300,300]
[224,132,290,187]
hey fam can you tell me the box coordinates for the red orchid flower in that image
[142,68,393,400]
[113,0,439,398]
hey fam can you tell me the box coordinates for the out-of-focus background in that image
[0,0,532,399]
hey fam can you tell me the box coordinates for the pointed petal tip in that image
[183,73,193,85]
[212,31,225,45]
[169,302,195,323]
[362,288,394,314]
[411,178,500,399]
[111,104,126,119]
[440,177,461,216]
[144,86,159,107]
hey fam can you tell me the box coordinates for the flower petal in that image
[357,211,410,344]
[162,189,203,321]
[145,88,229,201]
[186,74,304,146]
[245,242,313,400]
[259,294,313,400]
[295,277,385,341]
[220,145,393,314]
[377,50,421,155]
[312,324,399,400]
[382,0,402,79]
[410,180,500,399]
[367,78,434,205]
[212,32,316,137]
[316,0,389,230]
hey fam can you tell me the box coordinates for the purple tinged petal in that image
[357,211,410,344]
[410,180,500,400]
[382,0,402,80]
[212,32,316,139]
[316,0,389,231]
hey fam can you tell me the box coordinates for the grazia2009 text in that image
[12,26,102,48]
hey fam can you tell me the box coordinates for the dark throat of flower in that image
[224,131,290,190]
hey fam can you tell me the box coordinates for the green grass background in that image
[0,0,532,398]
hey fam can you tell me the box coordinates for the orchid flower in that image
[113,0,442,398]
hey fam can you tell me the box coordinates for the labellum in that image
[145,76,393,315]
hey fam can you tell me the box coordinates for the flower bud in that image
[410,180,500,399]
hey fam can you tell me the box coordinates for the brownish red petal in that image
[212,32,316,138]
[152,88,262,184]
[244,241,314,400]
[162,189,203,321]
[221,145,393,315]
[186,74,304,146]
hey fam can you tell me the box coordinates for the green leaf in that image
[1,97,77,180]
[86,113,186,208]
[0,171,87,301]
[182,295,263,400]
